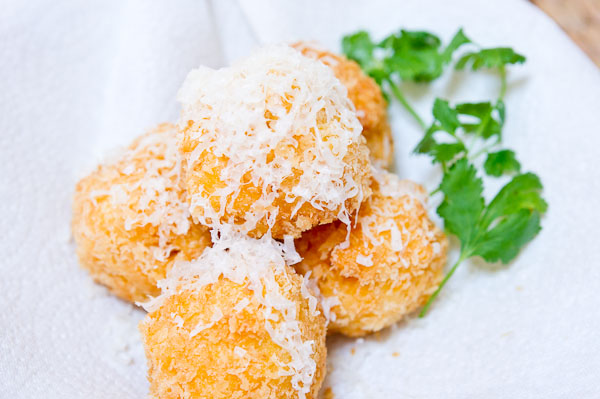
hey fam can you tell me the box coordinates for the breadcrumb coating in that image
[140,234,327,399]
[294,43,394,168]
[71,123,211,303]
[295,169,448,337]
[178,45,372,239]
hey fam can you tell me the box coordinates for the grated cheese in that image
[170,313,185,328]
[233,298,251,313]
[189,306,224,338]
[432,242,441,255]
[234,346,247,358]
[303,271,339,323]
[355,254,373,267]
[359,167,427,252]
[88,125,191,261]
[177,45,368,235]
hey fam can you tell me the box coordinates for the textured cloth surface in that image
[1,0,599,398]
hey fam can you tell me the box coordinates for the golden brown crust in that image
[295,173,448,337]
[71,124,212,303]
[140,270,327,399]
[294,43,394,168]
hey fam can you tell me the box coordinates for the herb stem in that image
[386,79,427,130]
[499,66,507,100]
[419,252,467,317]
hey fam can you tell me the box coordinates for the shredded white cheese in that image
[88,125,191,261]
[233,298,251,313]
[177,45,367,234]
[189,321,215,338]
[356,167,427,253]
[170,313,185,328]
[189,306,224,338]
[356,254,373,267]
[303,271,339,324]
[234,346,247,358]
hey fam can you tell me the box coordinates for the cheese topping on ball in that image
[87,126,191,261]
[177,45,367,234]
[144,229,321,399]
[356,167,428,256]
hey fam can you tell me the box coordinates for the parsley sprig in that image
[342,28,547,316]
[342,29,470,129]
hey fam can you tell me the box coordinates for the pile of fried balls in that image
[72,43,447,399]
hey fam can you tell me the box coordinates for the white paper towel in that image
[1,0,599,398]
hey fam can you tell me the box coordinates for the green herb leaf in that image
[437,165,547,256]
[442,28,471,63]
[480,173,547,229]
[432,142,467,164]
[471,209,542,263]
[414,125,441,154]
[456,101,502,139]
[433,98,460,133]
[484,149,521,176]
[341,31,375,67]
[438,168,547,264]
[456,47,526,70]
[470,173,546,264]
[419,99,506,168]
[380,29,470,82]
[380,30,443,82]
[437,159,484,251]
[414,121,466,165]
[455,101,493,117]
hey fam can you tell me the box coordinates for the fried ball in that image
[72,123,211,303]
[294,169,448,337]
[294,42,394,168]
[140,233,327,399]
[177,45,372,239]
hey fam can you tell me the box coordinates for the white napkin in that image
[1,0,599,398]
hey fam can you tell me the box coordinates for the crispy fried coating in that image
[140,236,327,399]
[295,170,448,337]
[177,45,372,239]
[71,123,211,303]
[294,43,394,168]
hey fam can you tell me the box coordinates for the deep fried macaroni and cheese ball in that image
[177,45,372,239]
[140,232,327,399]
[294,42,394,168]
[72,124,211,303]
[295,169,448,337]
